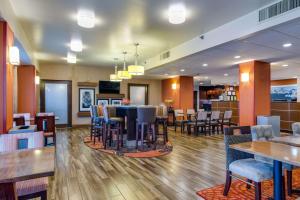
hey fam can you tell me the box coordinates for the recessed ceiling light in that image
[202,63,208,67]
[224,73,229,76]
[180,69,185,72]
[67,52,77,64]
[77,9,95,28]
[282,64,289,67]
[283,43,292,48]
[70,39,83,52]
[168,3,186,24]
[234,56,241,59]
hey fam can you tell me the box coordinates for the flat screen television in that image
[99,81,120,94]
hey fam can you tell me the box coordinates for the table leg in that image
[0,182,17,200]
[273,160,285,200]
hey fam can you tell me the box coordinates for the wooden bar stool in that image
[136,106,156,149]
[155,105,168,144]
[103,106,124,150]
[90,105,104,144]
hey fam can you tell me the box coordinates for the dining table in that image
[230,141,300,200]
[0,147,55,199]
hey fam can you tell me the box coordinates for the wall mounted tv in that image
[99,81,120,94]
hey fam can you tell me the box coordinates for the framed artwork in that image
[111,98,122,106]
[79,88,95,112]
[229,86,234,91]
[227,91,232,96]
[232,91,236,95]
[271,85,297,101]
[97,99,110,106]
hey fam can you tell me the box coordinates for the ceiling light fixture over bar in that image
[117,52,132,79]
[128,43,144,75]
[110,58,122,82]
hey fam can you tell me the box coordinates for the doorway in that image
[128,84,149,105]
[40,80,72,127]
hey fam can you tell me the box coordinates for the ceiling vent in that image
[160,51,170,60]
[259,0,300,21]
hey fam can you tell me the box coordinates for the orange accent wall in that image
[162,76,194,113]
[239,61,271,126]
[0,21,14,133]
[17,65,36,116]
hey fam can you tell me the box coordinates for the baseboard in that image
[72,124,90,128]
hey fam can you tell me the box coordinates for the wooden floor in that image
[48,128,226,200]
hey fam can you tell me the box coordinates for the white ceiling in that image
[8,0,275,67]
[147,18,300,84]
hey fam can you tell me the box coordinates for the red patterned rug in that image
[197,170,300,199]
[83,136,172,158]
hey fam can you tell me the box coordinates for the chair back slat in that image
[197,111,207,121]
[137,107,156,123]
[211,111,220,120]
[174,109,184,117]
[35,115,55,134]
[187,109,195,115]
[223,110,233,120]
[0,132,44,152]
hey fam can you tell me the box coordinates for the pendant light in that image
[117,52,132,79]
[128,43,144,75]
[110,58,122,82]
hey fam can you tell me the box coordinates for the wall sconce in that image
[9,46,20,66]
[35,76,40,85]
[172,83,177,90]
[241,72,250,82]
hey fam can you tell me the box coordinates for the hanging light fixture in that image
[128,43,144,75]
[117,52,132,79]
[110,58,122,82]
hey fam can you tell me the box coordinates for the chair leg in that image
[136,123,139,149]
[254,182,261,200]
[223,170,232,196]
[287,170,292,196]
[41,190,47,200]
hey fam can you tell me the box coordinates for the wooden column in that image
[0,21,14,134]
[17,65,36,116]
[239,61,271,126]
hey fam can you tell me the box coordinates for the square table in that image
[8,125,37,134]
[0,147,55,199]
[271,135,300,147]
[230,141,300,200]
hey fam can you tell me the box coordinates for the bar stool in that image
[90,105,104,144]
[155,105,168,144]
[103,105,124,150]
[136,106,156,149]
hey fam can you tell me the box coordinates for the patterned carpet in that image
[83,136,172,158]
[197,170,300,200]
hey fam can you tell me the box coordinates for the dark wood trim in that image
[40,79,72,127]
[96,93,125,99]
[77,82,98,87]
[128,83,149,105]
[77,112,90,117]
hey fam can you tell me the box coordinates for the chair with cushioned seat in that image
[155,105,168,144]
[207,111,221,135]
[0,132,48,200]
[174,109,188,133]
[251,125,296,196]
[187,111,207,135]
[103,105,124,150]
[136,106,157,149]
[292,122,300,136]
[223,126,274,200]
[36,113,55,146]
[219,110,233,134]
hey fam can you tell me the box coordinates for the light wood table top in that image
[270,135,300,147]
[230,141,300,167]
[0,147,55,183]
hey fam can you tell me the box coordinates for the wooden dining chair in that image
[35,113,56,146]
[174,109,188,133]
[224,126,274,200]
[0,132,48,200]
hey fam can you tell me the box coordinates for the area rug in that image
[83,136,172,158]
[197,170,300,200]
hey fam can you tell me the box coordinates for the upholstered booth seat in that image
[16,177,48,196]
[229,158,273,182]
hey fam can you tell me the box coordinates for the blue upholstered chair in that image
[224,126,273,200]
[251,125,296,196]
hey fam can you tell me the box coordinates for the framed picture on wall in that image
[227,91,232,96]
[79,88,95,112]
[97,99,110,106]
[111,99,122,106]
[232,91,236,95]
[229,86,234,91]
